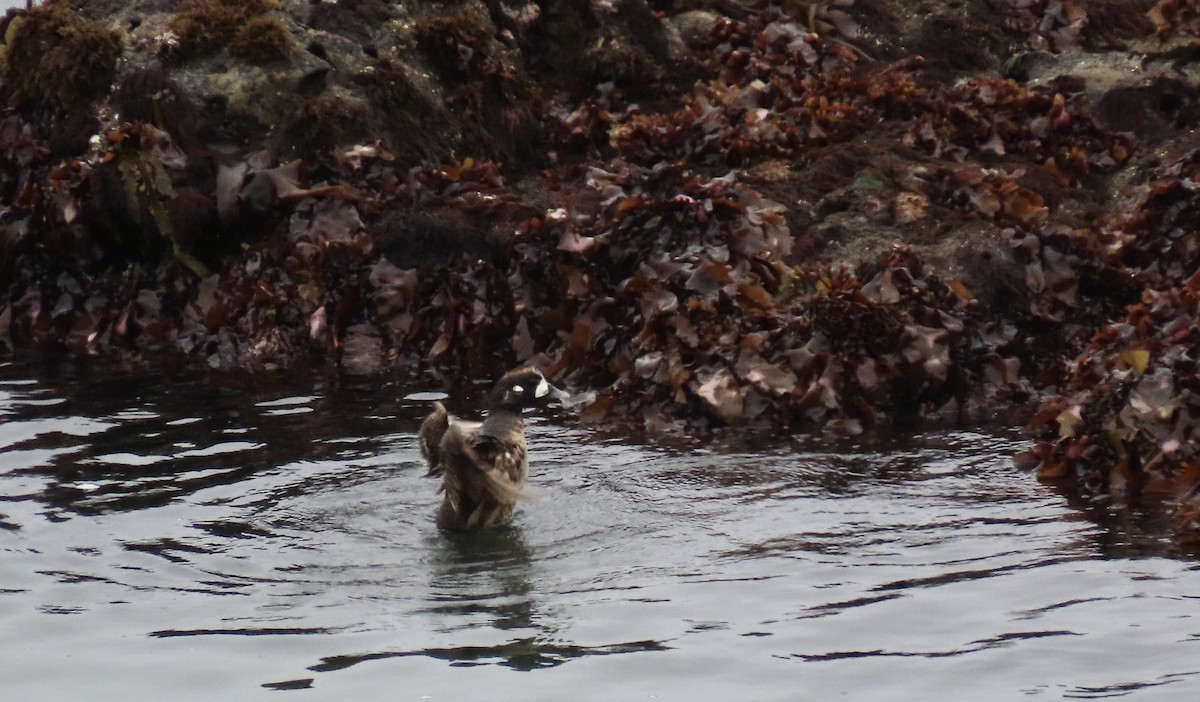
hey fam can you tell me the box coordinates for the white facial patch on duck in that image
[534,378,549,398]
[512,385,523,394]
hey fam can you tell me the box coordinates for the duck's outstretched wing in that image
[419,402,449,475]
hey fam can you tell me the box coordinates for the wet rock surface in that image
[3,1,1200,541]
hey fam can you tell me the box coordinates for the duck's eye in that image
[511,385,523,394]
[534,378,549,398]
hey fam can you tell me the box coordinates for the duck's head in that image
[491,366,569,411]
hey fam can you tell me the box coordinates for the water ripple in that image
[794,629,1082,661]
[2,359,1199,701]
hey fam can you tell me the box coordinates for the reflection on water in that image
[2,357,1200,701]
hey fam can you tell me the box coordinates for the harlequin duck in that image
[420,366,566,530]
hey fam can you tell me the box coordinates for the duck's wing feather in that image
[434,422,531,517]
[469,433,530,505]
[419,402,450,474]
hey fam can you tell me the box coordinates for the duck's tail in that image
[419,401,449,475]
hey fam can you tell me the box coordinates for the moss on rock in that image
[1,4,122,112]
[285,93,371,155]
[355,58,456,163]
[229,16,293,64]
[168,0,278,59]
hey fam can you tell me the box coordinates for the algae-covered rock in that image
[167,0,279,60]
[1,4,122,112]
[229,15,294,64]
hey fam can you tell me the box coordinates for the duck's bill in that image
[545,385,573,405]
[532,375,572,403]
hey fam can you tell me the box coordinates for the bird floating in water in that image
[419,366,567,530]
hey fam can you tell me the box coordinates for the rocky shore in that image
[3,1,1200,543]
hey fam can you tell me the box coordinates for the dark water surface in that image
[2,358,1198,701]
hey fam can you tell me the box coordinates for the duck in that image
[419,366,566,530]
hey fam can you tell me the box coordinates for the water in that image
[2,358,1198,701]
